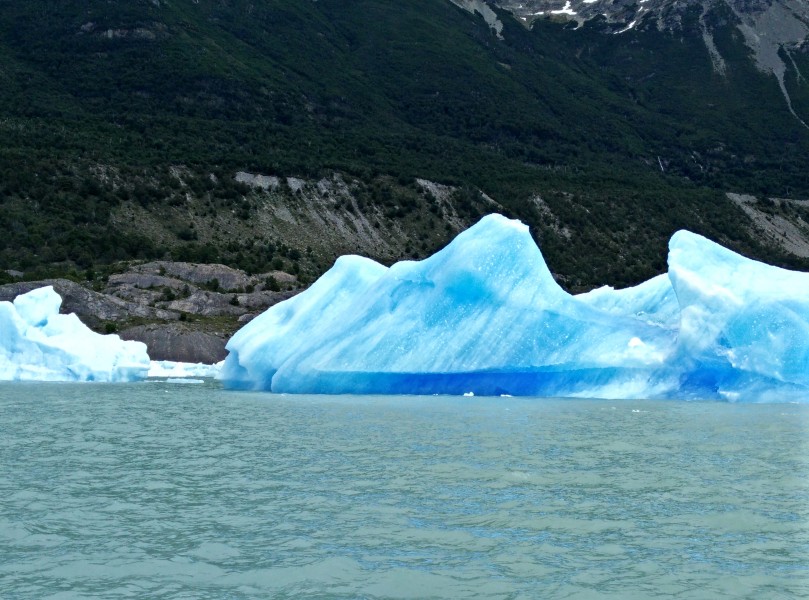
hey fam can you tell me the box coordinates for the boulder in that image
[119,324,228,363]
[133,261,252,291]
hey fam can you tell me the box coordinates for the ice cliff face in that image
[221,214,809,401]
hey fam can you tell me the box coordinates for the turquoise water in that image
[1,381,807,599]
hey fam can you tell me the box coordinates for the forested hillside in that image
[1,0,808,290]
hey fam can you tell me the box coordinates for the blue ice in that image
[220,214,809,401]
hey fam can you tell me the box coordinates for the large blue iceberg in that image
[0,286,150,382]
[220,215,809,401]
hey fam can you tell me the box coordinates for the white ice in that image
[148,360,223,379]
[551,1,577,16]
[0,286,149,382]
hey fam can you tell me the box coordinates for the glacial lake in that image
[1,381,807,599]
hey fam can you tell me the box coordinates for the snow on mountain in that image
[452,0,809,125]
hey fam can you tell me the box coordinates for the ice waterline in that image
[220,214,809,402]
[3,214,809,400]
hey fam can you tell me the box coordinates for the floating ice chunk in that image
[221,216,809,401]
[0,286,149,382]
[148,360,223,379]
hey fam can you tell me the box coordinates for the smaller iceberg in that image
[0,286,149,382]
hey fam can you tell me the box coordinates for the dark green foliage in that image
[0,0,806,287]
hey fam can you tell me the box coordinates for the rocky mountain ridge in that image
[453,0,809,125]
[2,0,809,300]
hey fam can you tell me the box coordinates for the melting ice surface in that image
[0,286,149,382]
[220,215,809,402]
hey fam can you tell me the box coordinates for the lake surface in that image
[1,381,807,599]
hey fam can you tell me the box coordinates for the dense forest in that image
[0,0,807,289]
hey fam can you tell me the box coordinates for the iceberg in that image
[221,215,678,398]
[0,286,149,382]
[221,214,809,401]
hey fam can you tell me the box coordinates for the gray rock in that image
[107,285,164,305]
[119,325,228,363]
[106,273,196,292]
[165,290,248,317]
[0,279,178,327]
[256,270,298,286]
[234,289,300,310]
[133,261,253,292]
[162,288,299,317]
[235,171,280,190]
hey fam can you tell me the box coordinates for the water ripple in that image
[1,383,807,598]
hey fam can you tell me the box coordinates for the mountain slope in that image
[486,0,809,127]
[0,0,807,291]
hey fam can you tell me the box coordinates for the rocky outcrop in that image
[164,290,246,317]
[235,171,281,190]
[119,324,229,363]
[107,272,196,292]
[0,279,178,328]
[449,0,505,38]
[131,261,254,291]
[728,193,809,258]
[0,263,303,362]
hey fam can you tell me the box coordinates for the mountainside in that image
[481,0,809,125]
[1,0,808,298]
